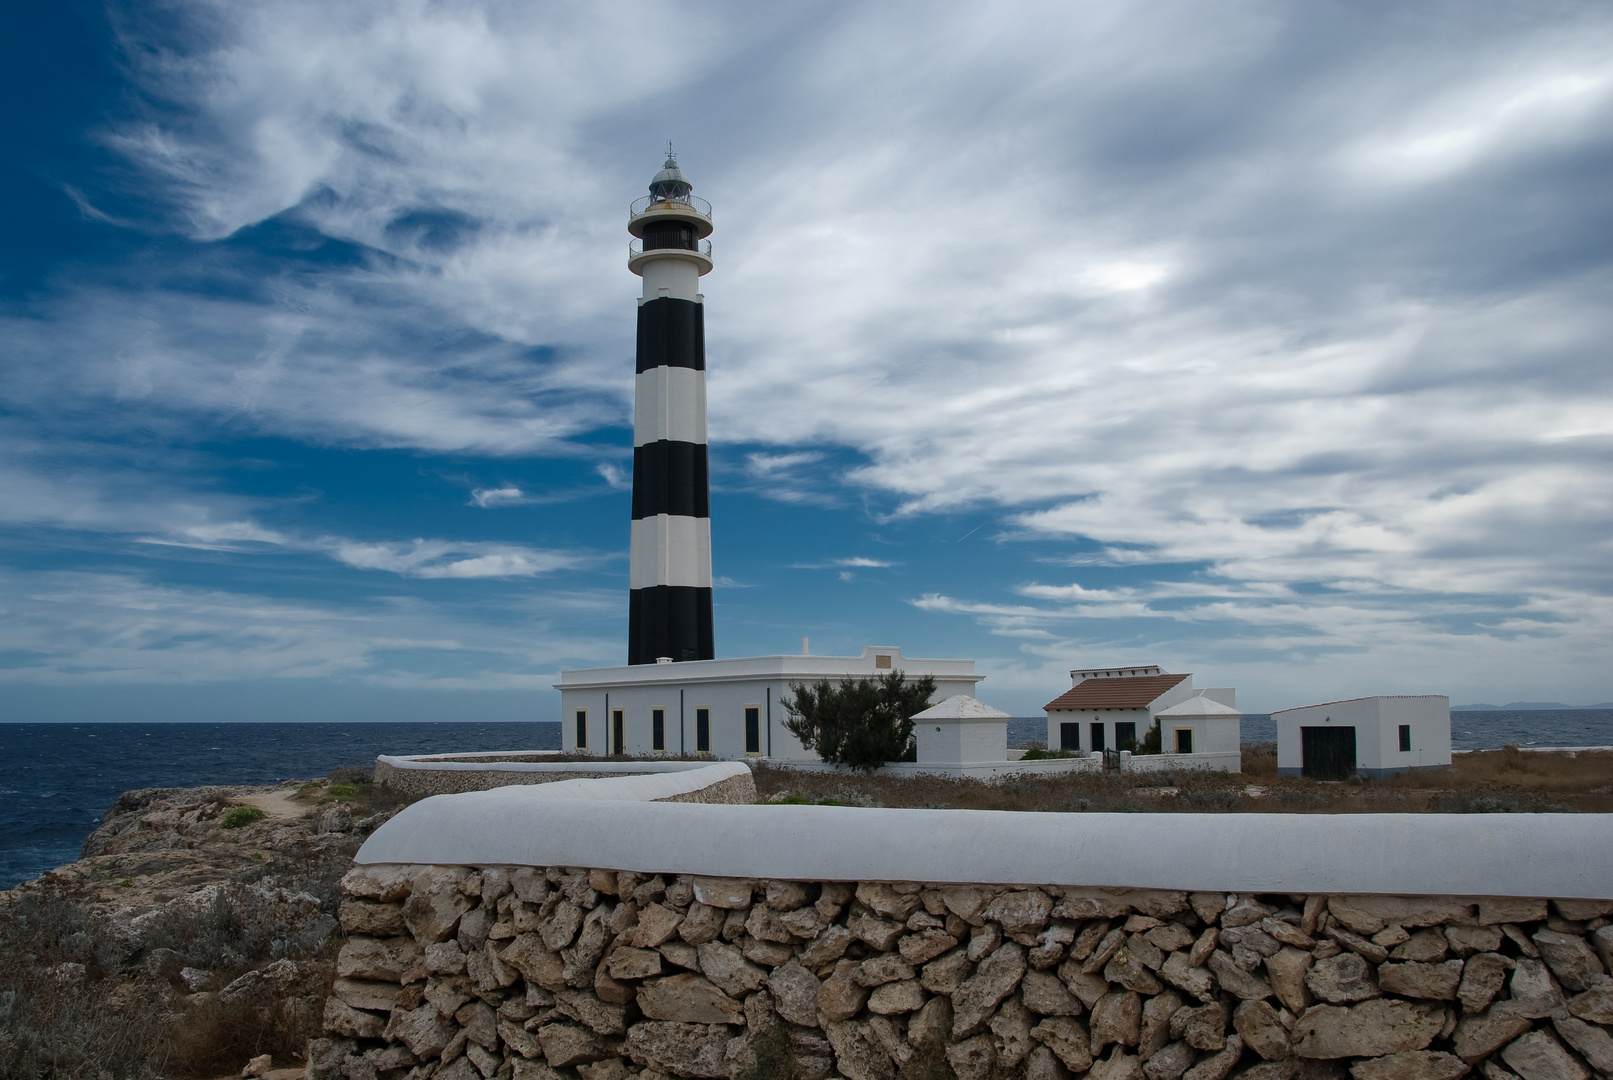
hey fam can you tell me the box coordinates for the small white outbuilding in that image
[1272,695,1452,780]
[912,695,1011,768]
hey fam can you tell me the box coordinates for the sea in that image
[2,709,1610,891]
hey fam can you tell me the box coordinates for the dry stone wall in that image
[314,866,1613,1080]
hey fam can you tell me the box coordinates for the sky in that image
[1,0,1611,722]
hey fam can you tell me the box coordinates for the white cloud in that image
[329,539,582,579]
[471,486,526,508]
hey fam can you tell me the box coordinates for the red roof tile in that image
[1043,673,1190,712]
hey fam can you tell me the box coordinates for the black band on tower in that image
[631,441,710,520]
[636,298,705,373]
[628,586,715,665]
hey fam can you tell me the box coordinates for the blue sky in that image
[2,0,1611,720]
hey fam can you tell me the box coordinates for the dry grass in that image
[751,744,1613,814]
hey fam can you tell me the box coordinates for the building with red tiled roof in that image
[1042,664,1237,759]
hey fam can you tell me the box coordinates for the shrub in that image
[781,670,937,771]
[221,805,267,829]
[1134,719,1163,754]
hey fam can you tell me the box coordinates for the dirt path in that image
[236,789,312,820]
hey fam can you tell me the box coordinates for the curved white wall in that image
[357,773,1613,899]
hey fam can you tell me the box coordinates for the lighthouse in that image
[626,151,715,664]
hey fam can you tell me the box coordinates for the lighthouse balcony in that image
[629,237,713,276]
[631,194,712,219]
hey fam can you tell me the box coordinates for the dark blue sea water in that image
[4,711,1610,890]
[0,722,561,890]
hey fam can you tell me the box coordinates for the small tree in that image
[781,669,938,771]
[1134,718,1163,755]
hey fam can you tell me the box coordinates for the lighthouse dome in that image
[648,154,693,202]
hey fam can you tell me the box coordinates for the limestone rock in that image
[1347,1050,1470,1080]
[868,980,926,1014]
[1108,946,1165,995]
[637,973,745,1025]
[384,1003,458,1059]
[633,904,684,949]
[1171,1002,1229,1052]
[952,941,1027,1038]
[939,885,994,923]
[767,880,814,911]
[554,989,628,1036]
[819,959,871,1024]
[606,945,663,981]
[403,888,474,944]
[856,953,917,987]
[780,906,825,940]
[743,904,794,944]
[333,977,404,1012]
[1567,981,1613,1025]
[1499,1029,1589,1080]
[1477,899,1549,926]
[340,900,409,937]
[541,901,585,951]
[1209,950,1274,1000]
[946,1033,997,1080]
[900,929,960,966]
[1532,930,1606,993]
[1223,898,1276,929]
[1054,889,1137,921]
[323,998,387,1039]
[343,865,415,902]
[849,907,907,952]
[1189,928,1220,968]
[678,902,723,946]
[1327,897,1471,936]
[1139,989,1183,1060]
[690,877,752,910]
[1024,969,1083,1016]
[982,890,1055,935]
[1028,1043,1074,1080]
[1064,966,1114,1010]
[1030,1015,1094,1073]
[857,882,923,922]
[1453,1002,1535,1063]
[1594,925,1613,971]
[1291,1000,1444,1059]
[1510,959,1568,1018]
[456,999,498,1047]
[1236,999,1292,1061]
[1380,960,1464,1001]
[499,1019,544,1060]
[1143,1040,1196,1080]
[1181,1034,1243,1080]
[767,959,821,1027]
[1326,927,1389,965]
[1086,928,1130,974]
[1390,929,1450,963]
[921,947,973,995]
[827,1018,896,1080]
[1154,951,1213,1003]
[991,995,1035,1067]
[909,995,953,1048]
[1555,900,1613,921]
[1264,946,1314,1016]
[694,941,767,998]
[1089,1046,1146,1080]
[970,922,1004,962]
[1551,1014,1613,1074]
[623,1021,732,1079]
[338,936,422,982]
[425,940,467,976]
[1091,990,1144,1055]
[1446,925,1505,957]
[800,923,856,967]
[1459,953,1515,1013]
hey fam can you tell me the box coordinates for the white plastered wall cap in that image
[354,771,1613,899]
[1156,697,1243,717]
[913,695,1010,721]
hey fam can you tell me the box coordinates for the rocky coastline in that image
[0,778,399,1080]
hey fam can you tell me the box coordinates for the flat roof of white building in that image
[1270,694,1449,715]
[556,645,982,690]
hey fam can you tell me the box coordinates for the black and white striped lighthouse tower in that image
[626,151,715,664]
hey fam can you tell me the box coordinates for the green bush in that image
[220,805,267,829]
[781,670,937,771]
[1133,719,1163,755]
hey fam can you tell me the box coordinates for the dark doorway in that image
[1176,728,1194,754]
[1301,726,1356,780]
[652,709,666,752]
[613,709,625,756]
[696,708,711,753]
[1059,723,1079,751]
[1115,722,1137,750]
[745,707,761,754]
[1090,723,1105,752]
